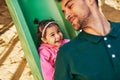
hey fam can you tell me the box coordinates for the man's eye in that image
[68,5,72,9]
[58,30,61,33]
[67,3,73,9]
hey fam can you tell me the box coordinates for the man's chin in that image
[73,25,81,31]
[74,28,80,31]
[72,22,81,31]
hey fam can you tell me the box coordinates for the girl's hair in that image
[34,19,59,40]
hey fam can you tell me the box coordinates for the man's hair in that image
[56,0,98,6]
[95,0,98,6]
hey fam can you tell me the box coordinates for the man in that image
[54,0,120,80]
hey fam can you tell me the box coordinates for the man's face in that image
[61,0,90,30]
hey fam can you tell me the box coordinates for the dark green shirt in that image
[54,21,120,80]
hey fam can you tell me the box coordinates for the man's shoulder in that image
[110,21,120,27]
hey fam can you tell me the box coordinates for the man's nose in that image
[65,10,70,20]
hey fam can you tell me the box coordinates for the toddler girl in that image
[34,19,69,80]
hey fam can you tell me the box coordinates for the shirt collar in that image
[78,31,102,43]
[108,21,120,37]
[78,21,120,43]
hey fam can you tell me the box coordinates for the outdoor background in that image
[0,0,120,80]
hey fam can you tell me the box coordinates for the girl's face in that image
[42,25,63,47]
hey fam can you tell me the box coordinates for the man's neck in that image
[83,13,111,36]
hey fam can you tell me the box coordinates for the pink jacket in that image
[38,39,70,80]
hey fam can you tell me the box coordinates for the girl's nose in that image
[56,34,60,40]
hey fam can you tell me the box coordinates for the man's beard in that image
[75,21,84,31]
[72,17,88,31]
[78,19,88,31]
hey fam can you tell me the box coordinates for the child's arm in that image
[40,49,54,80]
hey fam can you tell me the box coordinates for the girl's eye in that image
[50,34,55,37]
[58,30,61,33]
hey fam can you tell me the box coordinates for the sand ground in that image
[0,0,34,80]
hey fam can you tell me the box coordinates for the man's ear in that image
[41,37,47,43]
[86,0,98,8]
[86,0,95,6]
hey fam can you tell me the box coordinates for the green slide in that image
[5,0,77,80]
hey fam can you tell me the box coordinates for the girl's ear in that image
[41,37,47,43]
